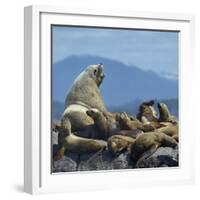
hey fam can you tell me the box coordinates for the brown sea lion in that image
[137,100,158,122]
[156,124,178,142]
[130,132,177,162]
[117,112,144,130]
[157,102,178,123]
[54,117,107,161]
[86,109,144,139]
[156,102,178,141]
[108,135,136,156]
[86,108,116,139]
[117,112,162,132]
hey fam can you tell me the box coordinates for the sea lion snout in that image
[92,63,105,86]
[86,108,99,118]
[100,73,105,79]
[86,109,95,116]
[98,63,103,67]
[98,63,105,79]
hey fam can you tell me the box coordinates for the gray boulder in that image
[52,129,179,172]
[53,156,77,172]
[135,147,178,168]
[78,150,132,171]
[52,147,178,172]
[52,131,58,145]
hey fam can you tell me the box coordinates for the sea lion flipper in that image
[135,145,158,167]
[53,147,65,161]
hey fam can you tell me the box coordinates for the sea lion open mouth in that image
[97,63,105,86]
[157,103,161,109]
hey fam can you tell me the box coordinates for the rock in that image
[52,144,59,158]
[52,131,58,145]
[65,152,80,163]
[111,152,132,169]
[135,147,178,168]
[78,150,132,171]
[78,151,111,171]
[51,129,179,171]
[52,147,178,172]
[52,156,77,172]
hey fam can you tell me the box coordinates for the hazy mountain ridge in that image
[53,55,178,107]
[52,98,178,121]
[108,98,178,118]
[52,101,64,122]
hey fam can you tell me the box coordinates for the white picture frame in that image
[24,5,195,194]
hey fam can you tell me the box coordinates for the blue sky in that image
[52,26,179,79]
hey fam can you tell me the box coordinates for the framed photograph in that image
[24,5,195,194]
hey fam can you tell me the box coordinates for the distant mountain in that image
[52,101,64,121]
[52,98,178,121]
[53,55,178,107]
[160,71,178,80]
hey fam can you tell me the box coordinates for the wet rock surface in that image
[52,156,77,172]
[135,147,178,168]
[51,114,179,173]
[78,150,132,171]
[52,144,178,172]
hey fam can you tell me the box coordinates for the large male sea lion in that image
[62,64,107,132]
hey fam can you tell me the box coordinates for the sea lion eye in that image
[93,69,97,75]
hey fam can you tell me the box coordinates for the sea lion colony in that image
[53,64,178,167]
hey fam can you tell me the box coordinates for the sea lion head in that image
[108,136,129,156]
[85,63,105,86]
[137,100,158,122]
[116,112,137,130]
[86,108,101,120]
[116,112,129,122]
[157,102,170,122]
[158,102,177,123]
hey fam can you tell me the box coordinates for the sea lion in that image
[117,112,161,132]
[156,124,178,142]
[109,129,144,139]
[130,132,177,162]
[117,112,144,130]
[137,100,158,122]
[54,117,107,161]
[156,102,178,141]
[157,102,178,123]
[62,64,107,132]
[86,108,118,139]
[136,101,179,131]
[108,135,136,156]
[86,109,144,139]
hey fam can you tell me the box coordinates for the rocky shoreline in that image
[52,131,178,173]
